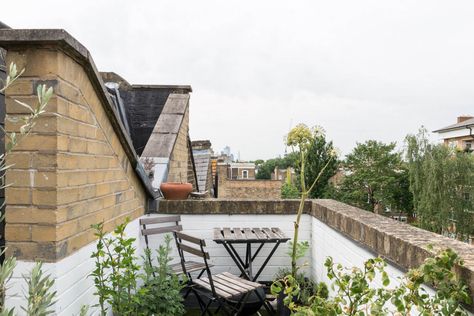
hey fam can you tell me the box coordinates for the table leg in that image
[222,242,250,280]
[247,243,253,279]
[251,242,265,262]
[253,241,281,282]
[228,243,246,268]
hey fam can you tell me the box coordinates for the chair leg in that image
[200,299,213,316]
[234,292,251,315]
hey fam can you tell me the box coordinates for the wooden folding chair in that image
[140,215,209,276]
[173,231,264,316]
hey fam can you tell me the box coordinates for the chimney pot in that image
[457,116,473,123]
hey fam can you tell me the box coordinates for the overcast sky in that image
[4,1,474,160]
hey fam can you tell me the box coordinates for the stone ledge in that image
[159,198,474,309]
[158,199,311,215]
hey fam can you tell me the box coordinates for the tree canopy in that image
[255,152,298,180]
[333,140,412,213]
[405,128,474,239]
[295,132,338,198]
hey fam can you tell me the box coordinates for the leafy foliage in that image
[138,235,185,316]
[285,124,337,277]
[331,140,412,214]
[296,131,338,198]
[90,219,141,315]
[272,248,470,315]
[90,221,185,316]
[256,153,298,180]
[282,182,300,199]
[406,128,474,239]
[22,263,56,316]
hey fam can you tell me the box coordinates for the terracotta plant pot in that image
[160,182,193,200]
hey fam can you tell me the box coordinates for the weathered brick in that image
[5,79,33,96]
[6,206,57,224]
[5,224,32,241]
[68,102,92,123]
[6,187,31,204]
[15,134,56,152]
[31,224,56,242]
[32,189,57,207]
[32,153,57,169]
[34,171,57,187]
[6,170,31,187]
[68,137,87,153]
[5,152,31,169]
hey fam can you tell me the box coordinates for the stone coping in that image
[159,198,474,309]
[0,28,157,199]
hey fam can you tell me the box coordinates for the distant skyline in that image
[4,1,474,160]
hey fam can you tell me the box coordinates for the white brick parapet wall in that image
[6,199,474,314]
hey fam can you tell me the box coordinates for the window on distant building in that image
[464,140,472,151]
[242,170,248,179]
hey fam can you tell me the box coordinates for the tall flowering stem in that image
[286,124,336,277]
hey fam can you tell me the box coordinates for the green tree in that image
[406,128,474,239]
[338,140,410,213]
[255,152,298,180]
[295,131,338,198]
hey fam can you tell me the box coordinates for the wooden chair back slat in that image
[142,225,182,236]
[139,215,181,225]
[177,242,210,260]
[174,231,206,246]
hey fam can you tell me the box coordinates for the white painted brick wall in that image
[5,213,447,315]
[143,214,312,281]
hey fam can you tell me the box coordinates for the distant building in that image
[226,162,256,180]
[216,163,281,199]
[271,167,296,183]
[434,116,474,152]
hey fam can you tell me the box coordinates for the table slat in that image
[243,228,257,240]
[262,227,278,239]
[213,228,223,240]
[223,227,233,240]
[252,228,267,240]
[232,228,244,239]
[271,227,286,238]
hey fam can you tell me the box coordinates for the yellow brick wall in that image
[167,108,189,183]
[217,165,282,199]
[4,47,146,261]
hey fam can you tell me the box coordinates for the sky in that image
[3,1,474,160]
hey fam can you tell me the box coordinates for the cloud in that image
[4,0,474,160]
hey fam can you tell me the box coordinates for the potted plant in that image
[160,173,193,200]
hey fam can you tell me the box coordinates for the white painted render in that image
[437,127,472,141]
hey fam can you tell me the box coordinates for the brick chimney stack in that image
[191,140,212,150]
[457,116,473,123]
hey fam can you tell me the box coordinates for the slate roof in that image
[102,72,191,156]
[434,118,474,133]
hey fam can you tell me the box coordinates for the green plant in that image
[282,182,300,199]
[90,218,140,316]
[406,127,474,239]
[285,124,337,277]
[272,248,470,315]
[22,262,56,316]
[137,235,185,316]
[273,268,327,306]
